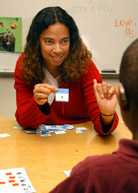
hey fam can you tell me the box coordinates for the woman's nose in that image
[53,43,62,53]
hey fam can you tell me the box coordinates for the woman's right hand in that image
[33,83,56,105]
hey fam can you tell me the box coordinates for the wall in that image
[0,0,137,74]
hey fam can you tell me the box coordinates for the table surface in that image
[0,115,132,193]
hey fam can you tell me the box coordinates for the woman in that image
[14,6,118,135]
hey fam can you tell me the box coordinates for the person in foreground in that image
[49,38,138,193]
[14,6,118,135]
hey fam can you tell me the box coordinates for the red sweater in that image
[14,54,118,135]
[49,139,138,193]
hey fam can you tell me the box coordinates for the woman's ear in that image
[118,83,128,111]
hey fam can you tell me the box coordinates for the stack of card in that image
[36,124,74,136]
[0,168,36,193]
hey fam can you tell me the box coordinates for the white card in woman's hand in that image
[55,88,69,102]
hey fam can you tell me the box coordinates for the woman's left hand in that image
[93,79,117,115]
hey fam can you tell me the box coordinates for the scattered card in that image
[55,131,66,135]
[75,127,87,134]
[64,170,71,177]
[0,133,10,138]
[36,124,74,136]
[55,88,69,102]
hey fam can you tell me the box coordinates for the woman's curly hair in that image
[23,6,92,86]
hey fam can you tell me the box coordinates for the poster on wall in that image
[0,17,22,53]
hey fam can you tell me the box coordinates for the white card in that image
[64,170,71,177]
[0,133,10,138]
[0,168,36,193]
[75,127,87,134]
[55,88,69,102]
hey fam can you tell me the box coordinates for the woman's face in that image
[40,22,70,72]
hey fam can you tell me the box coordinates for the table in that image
[0,115,132,193]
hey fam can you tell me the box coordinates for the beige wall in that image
[0,77,16,118]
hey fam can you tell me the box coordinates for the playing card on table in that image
[0,168,36,193]
[55,88,69,102]
[37,124,74,136]
[64,170,71,177]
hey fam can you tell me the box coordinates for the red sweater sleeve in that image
[14,54,58,128]
[81,60,118,135]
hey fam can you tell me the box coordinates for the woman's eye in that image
[61,38,70,44]
[44,39,54,45]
